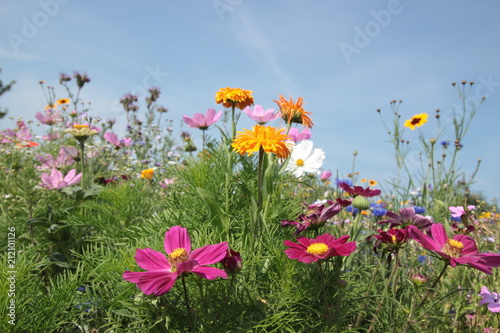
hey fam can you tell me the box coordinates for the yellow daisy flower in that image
[232,125,291,159]
[404,113,428,130]
[215,87,254,110]
[56,98,71,105]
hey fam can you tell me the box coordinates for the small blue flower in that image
[418,255,428,263]
[372,207,387,217]
[335,178,353,187]
[441,140,449,148]
[346,205,359,214]
[413,206,426,214]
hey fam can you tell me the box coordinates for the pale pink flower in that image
[182,108,222,130]
[449,205,475,218]
[104,132,133,148]
[479,286,500,313]
[243,105,280,124]
[39,168,82,190]
[287,127,312,143]
[35,109,62,125]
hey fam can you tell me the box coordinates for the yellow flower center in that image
[306,242,329,256]
[391,235,397,243]
[168,248,189,268]
[73,124,89,129]
[443,239,464,257]
[296,159,305,167]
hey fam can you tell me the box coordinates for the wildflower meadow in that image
[1,74,499,333]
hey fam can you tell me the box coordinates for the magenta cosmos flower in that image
[182,108,222,130]
[39,168,82,190]
[379,207,433,232]
[281,201,342,236]
[338,182,381,198]
[408,223,500,274]
[479,286,500,313]
[123,226,228,296]
[284,233,356,263]
[243,105,280,124]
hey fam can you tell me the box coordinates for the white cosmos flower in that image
[285,140,325,177]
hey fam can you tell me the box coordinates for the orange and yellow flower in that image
[274,95,313,128]
[232,125,291,159]
[215,87,254,110]
[141,168,155,180]
[56,98,70,105]
[404,113,428,130]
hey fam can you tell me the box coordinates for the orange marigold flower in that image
[16,141,39,148]
[274,95,313,128]
[404,113,428,130]
[232,125,291,159]
[369,180,378,186]
[141,168,155,180]
[215,87,254,110]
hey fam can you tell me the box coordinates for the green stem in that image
[79,140,86,189]
[419,262,448,308]
[317,261,331,322]
[257,148,265,211]
[181,275,194,332]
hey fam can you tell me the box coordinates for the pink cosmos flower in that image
[123,226,228,296]
[39,168,82,190]
[243,105,280,124]
[159,178,175,189]
[320,170,332,181]
[0,121,32,143]
[284,233,356,263]
[37,147,77,169]
[281,201,342,236]
[479,286,500,313]
[104,132,133,148]
[408,223,500,274]
[379,207,433,232]
[449,205,475,218]
[35,108,62,125]
[287,127,312,143]
[182,108,222,130]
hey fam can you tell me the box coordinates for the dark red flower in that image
[338,182,381,198]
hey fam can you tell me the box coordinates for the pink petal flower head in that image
[449,205,475,218]
[282,201,342,236]
[35,108,62,125]
[104,132,121,147]
[182,108,222,130]
[379,207,433,232]
[338,182,381,198]
[320,170,332,181]
[479,286,500,313]
[39,168,82,189]
[408,223,500,274]
[287,127,312,143]
[284,233,356,263]
[159,178,175,189]
[243,105,280,125]
[123,226,228,296]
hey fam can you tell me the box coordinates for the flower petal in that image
[134,248,171,271]
[123,270,177,296]
[190,242,228,265]
[164,226,191,254]
[191,266,228,280]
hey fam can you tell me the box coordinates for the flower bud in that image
[221,249,242,275]
[410,274,427,286]
[352,196,370,210]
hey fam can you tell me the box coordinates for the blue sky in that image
[1,0,499,201]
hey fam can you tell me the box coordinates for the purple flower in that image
[379,207,433,231]
[182,108,222,130]
[39,168,82,190]
[243,105,279,124]
[479,286,500,313]
[287,127,312,143]
[282,201,342,236]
